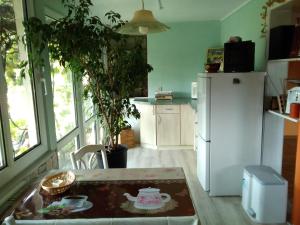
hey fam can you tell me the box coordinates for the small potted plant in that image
[22,0,152,168]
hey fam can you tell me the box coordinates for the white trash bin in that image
[242,165,288,224]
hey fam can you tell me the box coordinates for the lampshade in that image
[117,8,170,35]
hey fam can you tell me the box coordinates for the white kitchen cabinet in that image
[156,105,180,114]
[157,113,180,146]
[139,104,156,147]
[139,103,195,149]
[180,104,195,146]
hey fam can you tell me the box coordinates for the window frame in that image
[13,67,42,160]
[12,0,42,160]
[0,0,103,189]
[51,63,79,142]
[44,8,100,169]
[55,79,100,168]
[84,116,98,145]
[0,0,49,188]
[0,107,7,170]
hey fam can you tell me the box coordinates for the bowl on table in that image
[41,171,75,195]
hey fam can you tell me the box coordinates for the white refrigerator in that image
[196,72,265,196]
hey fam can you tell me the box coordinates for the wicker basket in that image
[120,128,136,148]
[41,171,75,195]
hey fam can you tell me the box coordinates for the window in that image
[0,117,5,168]
[0,142,4,168]
[57,136,79,170]
[85,122,97,145]
[5,66,39,158]
[0,0,48,190]
[1,0,39,158]
[0,0,106,191]
[82,77,98,145]
[51,61,77,140]
[83,97,94,122]
[82,76,94,121]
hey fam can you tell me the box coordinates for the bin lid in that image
[244,165,274,175]
[244,165,286,185]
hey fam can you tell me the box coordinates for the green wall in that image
[42,0,66,16]
[221,0,267,71]
[147,21,221,98]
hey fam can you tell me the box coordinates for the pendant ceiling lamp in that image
[117,0,170,35]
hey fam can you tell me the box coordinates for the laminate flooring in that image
[127,147,286,225]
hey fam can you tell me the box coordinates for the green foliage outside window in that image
[51,61,76,140]
[1,0,38,156]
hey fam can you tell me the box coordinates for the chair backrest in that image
[3,216,16,225]
[70,144,108,170]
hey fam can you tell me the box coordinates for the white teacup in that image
[61,195,88,208]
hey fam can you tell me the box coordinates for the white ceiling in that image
[90,0,250,23]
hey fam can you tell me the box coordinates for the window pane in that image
[51,61,76,140]
[85,122,96,145]
[83,97,94,121]
[0,121,5,168]
[1,0,39,158]
[82,77,94,121]
[0,143,4,168]
[58,137,78,169]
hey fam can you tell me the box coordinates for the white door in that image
[197,137,210,191]
[197,75,211,141]
[157,113,180,146]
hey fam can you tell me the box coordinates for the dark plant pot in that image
[96,145,128,168]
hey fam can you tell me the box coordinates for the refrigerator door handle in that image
[248,208,256,218]
[199,134,211,143]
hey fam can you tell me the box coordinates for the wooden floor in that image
[127,148,282,225]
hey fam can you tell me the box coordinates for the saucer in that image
[71,201,93,213]
[134,202,164,210]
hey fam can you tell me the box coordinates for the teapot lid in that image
[138,187,160,192]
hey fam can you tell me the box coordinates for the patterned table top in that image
[13,168,197,221]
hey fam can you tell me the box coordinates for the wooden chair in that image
[70,145,108,170]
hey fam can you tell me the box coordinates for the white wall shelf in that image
[268,110,299,123]
[268,58,300,63]
[286,79,300,84]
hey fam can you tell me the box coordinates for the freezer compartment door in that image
[197,76,211,141]
[197,137,210,191]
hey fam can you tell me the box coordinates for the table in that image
[4,168,199,225]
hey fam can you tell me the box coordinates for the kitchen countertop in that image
[134,97,197,110]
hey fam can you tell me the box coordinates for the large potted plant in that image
[22,0,152,168]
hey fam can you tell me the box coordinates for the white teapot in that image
[124,187,171,209]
